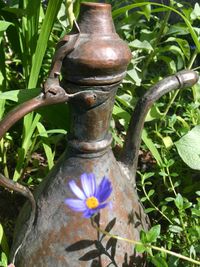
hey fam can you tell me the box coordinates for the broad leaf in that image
[129,39,153,51]
[146,225,161,243]
[0,20,13,32]
[0,88,41,102]
[169,225,183,233]
[191,3,200,20]
[175,126,200,170]
[174,193,183,210]
[151,254,168,267]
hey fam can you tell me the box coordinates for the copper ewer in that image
[0,2,198,267]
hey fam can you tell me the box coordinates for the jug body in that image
[11,2,149,266]
[13,146,148,266]
[12,80,149,266]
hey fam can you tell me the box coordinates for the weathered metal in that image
[0,2,199,267]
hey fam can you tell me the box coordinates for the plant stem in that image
[92,222,200,266]
[142,180,173,224]
[166,166,192,247]
[166,166,177,196]
[188,49,198,70]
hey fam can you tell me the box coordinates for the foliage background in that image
[0,0,200,266]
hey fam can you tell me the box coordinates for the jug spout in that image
[120,70,199,178]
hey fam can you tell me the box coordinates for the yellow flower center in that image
[86,196,99,209]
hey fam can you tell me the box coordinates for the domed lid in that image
[62,2,132,85]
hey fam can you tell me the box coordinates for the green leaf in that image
[162,136,173,149]
[0,252,8,267]
[147,189,155,198]
[142,129,163,166]
[0,99,5,120]
[0,224,9,256]
[135,243,146,253]
[175,126,200,170]
[126,68,141,86]
[190,3,200,20]
[159,55,176,73]
[160,45,185,61]
[146,225,161,243]
[129,39,153,51]
[0,88,41,102]
[113,105,131,125]
[0,20,13,32]
[196,191,200,196]
[165,197,174,202]
[145,105,163,122]
[2,7,26,17]
[145,207,155,213]
[28,0,63,88]
[151,254,168,267]
[174,193,183,210]
[192,79,200,104]
[36,122,54,170]
[169,225,183,233]
[164,37,190,60]
[191,208,200,217]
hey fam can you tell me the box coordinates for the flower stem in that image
[92,220,200,266]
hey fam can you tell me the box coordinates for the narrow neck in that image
[67,84,118,154]
[73,2,115,34]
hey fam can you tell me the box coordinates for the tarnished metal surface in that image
[12,79,149,266]
[61,2,132,85]
[13,148,148,266]
[12,3,148,266]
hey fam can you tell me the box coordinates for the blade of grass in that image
[142,128,163,167]
[13,0,63,181]
[37,122,54,170]
[13,111,40,181]
[28,0,63,88]
[0,224,9,256]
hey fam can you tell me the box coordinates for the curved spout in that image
[120,70,199,177]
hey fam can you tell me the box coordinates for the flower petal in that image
[65,198,86,212]
[83,203,108,218]
[81,173,95,197]
[96,177,112,203]
[87,173,97,195]
[83,209,95,218]
[69,180,86,200]
[97,202,108,210]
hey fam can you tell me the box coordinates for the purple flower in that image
[65,173,112,218]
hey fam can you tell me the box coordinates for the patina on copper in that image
[0,2,199,267]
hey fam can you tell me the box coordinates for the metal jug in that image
[0,2,198,267]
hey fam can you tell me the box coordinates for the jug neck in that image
[67,84,118,155]
[72,2,116,35]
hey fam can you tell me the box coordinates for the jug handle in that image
[120,70,199,179]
